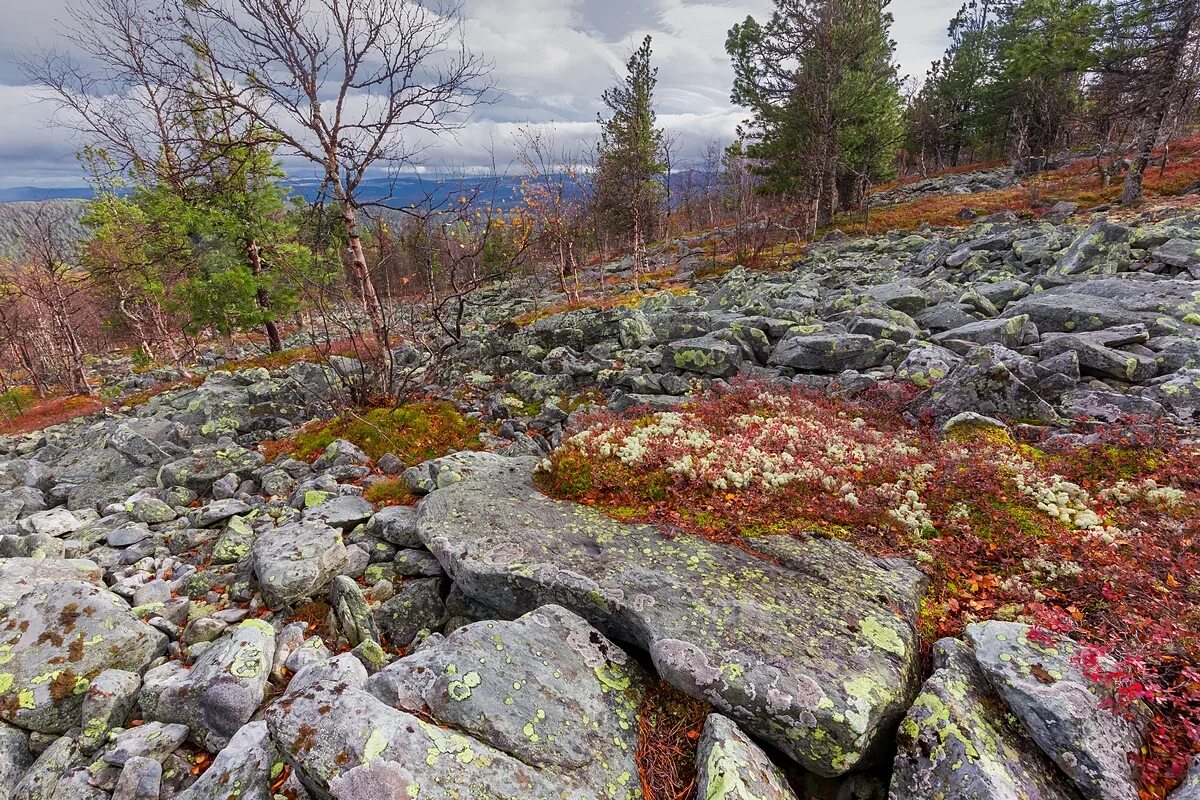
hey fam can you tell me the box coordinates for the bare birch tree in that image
[175,0,493,349]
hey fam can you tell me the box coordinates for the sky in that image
[0,0,955,189]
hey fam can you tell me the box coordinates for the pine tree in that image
[594,35,667,287]
[1097,0,1200,203]
[727,0,904,229]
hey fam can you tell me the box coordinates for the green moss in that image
[284,401,481,464]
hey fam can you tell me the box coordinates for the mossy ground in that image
[268,401,481,465]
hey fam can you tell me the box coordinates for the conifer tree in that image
[726,0,903,230]
[594,35,667,287]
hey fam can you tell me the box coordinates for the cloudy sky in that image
[0,0,954,189]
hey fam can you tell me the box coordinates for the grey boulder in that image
[889,638,1081,800]
[140,619,275,751]
[696,713,799,800]
[965,621,1142,800]
[250,521,348,608]
[0,580,166,734]
[416,453,926,776]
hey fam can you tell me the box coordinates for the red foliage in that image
[540,382,1200,796]
[0,394,104,435]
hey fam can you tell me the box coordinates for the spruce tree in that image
[594,35,667,286]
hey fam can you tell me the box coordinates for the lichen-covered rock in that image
[1053,220,1133,276]
[176,721,279,800]
[934,315,1035,349]
[111,755,162,800]
[889,638,1081,800]
[1170,755,1200,800]
[373,578,448,648]
[366,505,421,547]
[157,444,263,494]
[416,453,926,776]
[0,580,167,734]
[303,494,375,531]
[1041,334,1157,383]
[696,713,799,800]
[11,733,77,800]
[404,451,512,496]
[0,720,31,800]
[663,336,744,377]
[331,576,379,648]
[965,621,1142,800]
[140,619,275,751]
[265,661,586,798]
[366,604,644,796]
[768,332,895,373]
[79,669,141,753]
[908,346,1057,425]
[250,521,348,608]
[102,720,189,766]
[212,515,258,564]
[0,557,103,608]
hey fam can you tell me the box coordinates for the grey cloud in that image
[0,0,950,188]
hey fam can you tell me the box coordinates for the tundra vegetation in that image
[1,0,1200,799]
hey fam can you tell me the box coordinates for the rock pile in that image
[1,205,1199,799]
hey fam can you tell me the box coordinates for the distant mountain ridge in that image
[0,173,530,207]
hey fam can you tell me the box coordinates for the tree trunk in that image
[1121,6,1195,205]
[338,204,388,350]
[247,239,283,352]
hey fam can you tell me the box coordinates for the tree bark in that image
[247,239,283,352]
[338,202,388,351]
[1121,4,1195,205]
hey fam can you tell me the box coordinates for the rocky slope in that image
[2,199,1200,799]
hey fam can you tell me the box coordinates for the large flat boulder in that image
[416,453,926,776]
[768,333,895,373]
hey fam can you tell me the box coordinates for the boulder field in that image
[1,204,1200,798]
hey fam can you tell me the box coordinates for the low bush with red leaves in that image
[538,382,1200,797]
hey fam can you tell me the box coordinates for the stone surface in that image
[140,619,275,751]
[303,494,375,531]
[768,333,895,373]
[0,580,166,734]
[373,578,448,648]
[1171,755,1200,800]
[965,621,1142,800]
[79,669,141,753]
[366,605,645,796]
[250,521,348,608]
[176,721,279,800]
[0,720,31,800]
[663,336,744,377]
[416,453,926,776]
[908,346,1057,425]
[889,638,1081,800]
[696,713,799,800]
[158,444,263,494]
[266,657,604,799]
